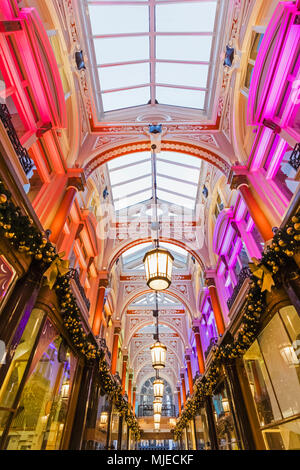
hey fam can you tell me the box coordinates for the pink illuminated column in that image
[181,372,187,405]
[185,354,194,396]
[49,174,85,244]
[111,327,121,375]
[177,386,182,415]
[206,278,225,336]
[92,277,108,337]
[192,325,205,374]
[230,174,274,242]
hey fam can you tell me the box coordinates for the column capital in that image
[67,169,86,192]
[205,277,216,288]
[192,325,200,335]
[228,173,249,191]
[114,326,121,335]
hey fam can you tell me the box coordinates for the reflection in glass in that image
[5,327,77,450]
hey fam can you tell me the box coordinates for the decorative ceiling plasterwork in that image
[117,286,195,323]
[124,314,187,349]
[84,141,231,180]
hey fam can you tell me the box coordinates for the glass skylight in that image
[86,0,218,112]
[107,151,201,211]
[122,241,188,271]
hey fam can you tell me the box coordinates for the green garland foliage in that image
[174,210,300,440]
[0,181,141,440]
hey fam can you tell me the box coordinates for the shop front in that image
[0,305,79,450]
[243,305,300,450]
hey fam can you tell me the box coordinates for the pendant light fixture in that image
[153,375,164,399]
[150,292,167,369]
[153,397,163,415]
[143,143,174,291]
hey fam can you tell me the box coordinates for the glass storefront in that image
[109,403,119,450]
[194,409,210,450]
[0,309,77,450]
[244,305,300,450]
[212,384,239,450]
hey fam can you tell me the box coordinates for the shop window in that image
[244,306,300,449]
[0,308,45,439]
[214,194,224,220]
[212,385,239,450]
[5,95,27,139]
[194,410,210,450]
[272,149,299,202]
[244,32,264,90]
[2,318,77,450]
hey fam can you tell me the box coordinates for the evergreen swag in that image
[0,181,141,440]
[173,210,300,441]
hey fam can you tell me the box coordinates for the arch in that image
[125,318,188,350]
[120,288,194,323]
[136,369,177,394]
[84,140,231,179]
[131,341,182,375]
[108,237,205,273]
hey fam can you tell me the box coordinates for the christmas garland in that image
[0,180,141,440]
[174,210,300,440]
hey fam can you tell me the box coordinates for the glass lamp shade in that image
[154,423,160,431]
[222,397,230,413]
[143,248,174,291]
[154,413,161,424]
[153,398,163,415]
[153,378,164,398]
[150,341,167,369]
[100,411,108,425]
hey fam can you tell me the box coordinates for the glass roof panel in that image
[156,62,209,89]
[112,176,152,199]
[87,1,218,113]
[101,87,150,111]
[156,35,213,62]
[157,160,201,184]
[108,152,149,170]
[114,190,152,211]
[156,86,206,109]
[157,175,198,199]
[109,160,151,185]
[157,189,195,209]
[94,37,149,64]
[156,2,217,32]
[88,4,149,35]
[99,63,150,91]
[159,152,201,168]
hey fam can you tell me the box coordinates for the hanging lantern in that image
[100,411,109,425]
[150,341,167,369]
[143,248,174,291]
[153,378,164,398]
[222,397,230,413]
[153,398,163,415]
[154,413,161,424]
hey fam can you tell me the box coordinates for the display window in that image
[194,409,210,450]
[0,310,77,450]
[243,306,300,449]
[212,385,239,450]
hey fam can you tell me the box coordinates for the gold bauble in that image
[292,216,299,224]
[294,223,300,231]
[0,194,7,203]
[35,253,42,260]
